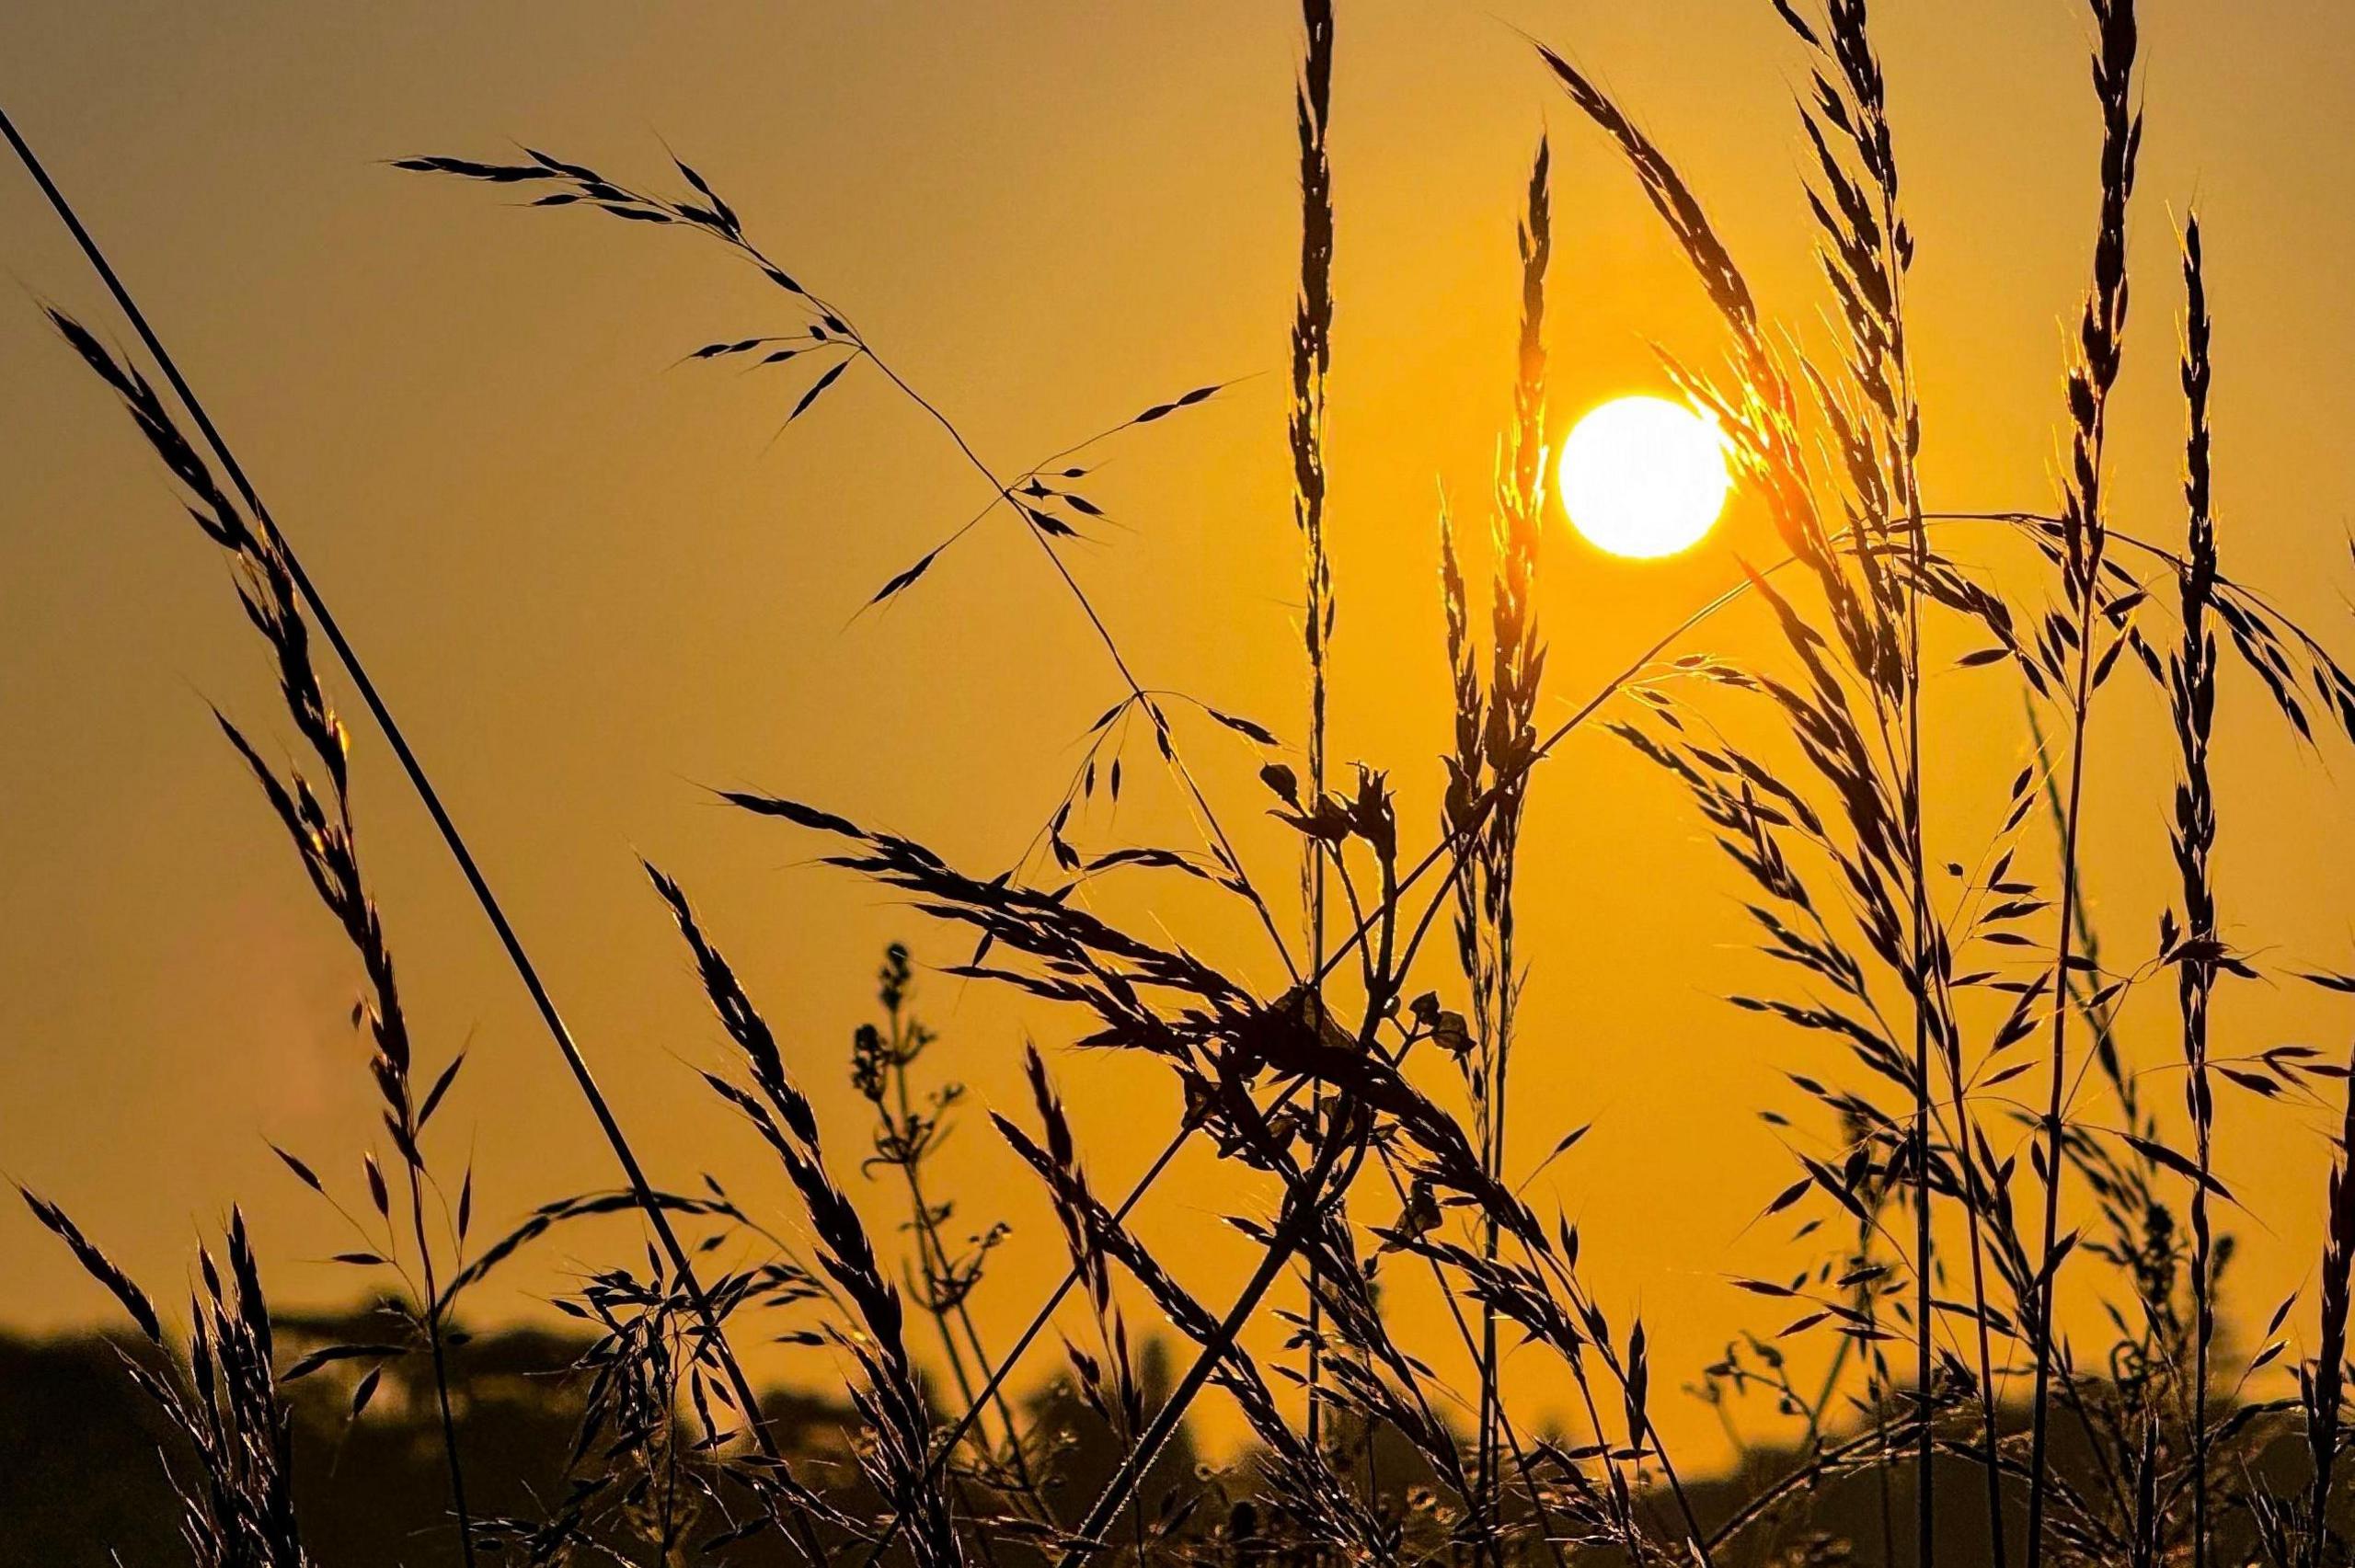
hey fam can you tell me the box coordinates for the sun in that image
[1557,395,1731,559]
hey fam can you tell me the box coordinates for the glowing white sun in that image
[1557,395,1731,559]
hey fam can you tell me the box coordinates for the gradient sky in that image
[6,0,2355,1469]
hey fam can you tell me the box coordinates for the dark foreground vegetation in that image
[10,0,2355,1564]
[6,1316,2341,1566]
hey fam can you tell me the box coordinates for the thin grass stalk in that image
[1476,132,1551,1555]
[1832,6,1943,1552]
[398,143,1305,991]
[861,350,1306,985]
[1442,484,1500,1546]
[1436,1209,1714,1561]
[1947,1059,2012,1563]
[2173,212,2220,1568]
[212,517,477,1564]
[203,409,477,1560]
[1759,6,1960,1545]
[2026,7,2141,1562]
[854,1115,1199,1568]
[402,1118,475,1565]
[2012,340,2148,1568]
[898,1141,992,1455]
[1293,0,1335,893]
[47,274,482,1557]
[1007,1049,1153,1549]
[861,1027,989,1468]
[2307,1047,2355,1568]
[0,106,829,1562]
[1365,1147,1567,1566]
[1885,156,1938,1568]
[1001,1056,1386,1561]
[857,950,1048,1518]
[649,867,961,1568]
[1292,0,1338,1460]
[1533,1248,1715,1562]
[1051,1121,1368,1568]
[1862,1198,1902,1566]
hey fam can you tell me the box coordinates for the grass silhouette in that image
[14,1,2355,1565]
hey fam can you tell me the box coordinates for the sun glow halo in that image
[1557,395,1730,559]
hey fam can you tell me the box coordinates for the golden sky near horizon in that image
[6,0,2355,1472]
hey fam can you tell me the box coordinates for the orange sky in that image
[5,0,2355,1470]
